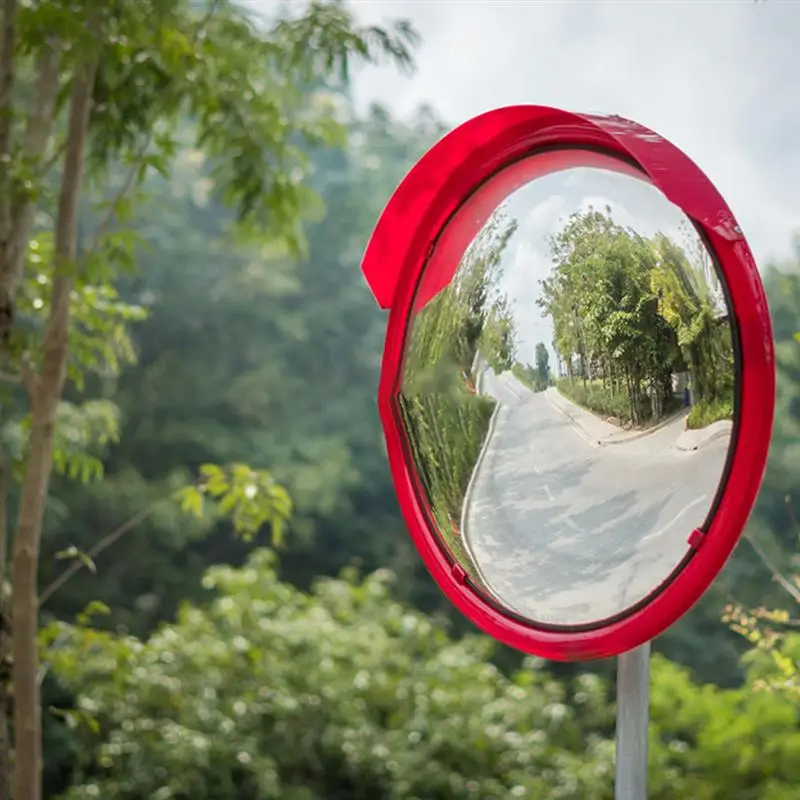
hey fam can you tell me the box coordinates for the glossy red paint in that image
[361,105,775,660]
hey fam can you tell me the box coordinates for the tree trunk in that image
[625,370,636,424]
[581,347,587,389]
[11,57,97,800]
[0,7,14,794]
[0,464,10,800]
[0,0,16,345]
[0,41,61,345]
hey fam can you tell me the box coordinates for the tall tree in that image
[0,1,418,796]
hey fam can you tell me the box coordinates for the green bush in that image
[556,378,683,427]
[48,553,800,800]
[556,378,644,424]
[511,362,547,393]
[687,397,733,430]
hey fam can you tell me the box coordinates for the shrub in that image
[556,378,643,424]
[687,397,733,430]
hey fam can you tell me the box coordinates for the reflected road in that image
[463,369,731,626]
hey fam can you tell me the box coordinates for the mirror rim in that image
[362,105,775,661]
[398,148,741,633]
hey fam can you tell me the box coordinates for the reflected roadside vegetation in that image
[397,160,737,623]
[399,210,520,588]
[539,207,735,432]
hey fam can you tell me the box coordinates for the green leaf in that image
[55,545,97,574]
[174,485,205,519]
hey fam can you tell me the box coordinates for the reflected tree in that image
[511,341,550,393]
[538,207,734,430]
[650,233,734,428]
[535,342,550,386]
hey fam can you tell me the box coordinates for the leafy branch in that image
[39,462,292,607]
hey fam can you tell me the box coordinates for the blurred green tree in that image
[44,550,800,800]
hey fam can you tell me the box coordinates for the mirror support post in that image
[615,642,651,800]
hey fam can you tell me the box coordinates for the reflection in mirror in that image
[398,155,736,628]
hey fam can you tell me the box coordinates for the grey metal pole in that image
[615,642,651,800]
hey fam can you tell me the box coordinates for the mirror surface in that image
[397,154,736,628]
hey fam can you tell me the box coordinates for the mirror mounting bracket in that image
[687,529,707,550]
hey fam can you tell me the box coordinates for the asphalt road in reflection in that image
[463,369,731,626]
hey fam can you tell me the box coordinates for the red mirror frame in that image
[361,105,775,660]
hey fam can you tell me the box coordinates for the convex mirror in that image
[362,108,774,659]
[400,160,734,628]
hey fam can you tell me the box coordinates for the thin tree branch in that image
[196,0,222,35]
[85,139,152,253]
[36,485,197,689]
[0,0,18,350]
[744,532,800,605]
[38,489,183,606]
[38,138,67,180]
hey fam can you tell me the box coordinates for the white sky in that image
[345,0,799,268]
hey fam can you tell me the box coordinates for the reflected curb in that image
[459,399,506,604]
[546,387,715,454]
[676,420,734,452]
[544,388,605,448]
[598,409,688,446]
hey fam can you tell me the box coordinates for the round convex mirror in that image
[396,151,737,629]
